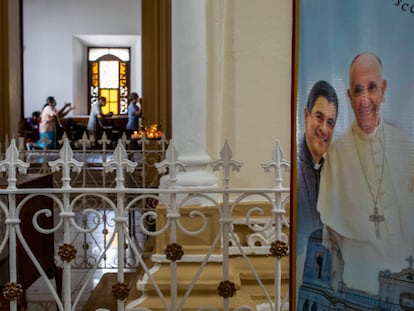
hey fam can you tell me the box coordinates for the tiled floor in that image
[26,269,111,311]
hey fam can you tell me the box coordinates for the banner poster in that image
[294,0,414,310]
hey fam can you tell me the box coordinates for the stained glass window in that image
[100,61,119,88]
[88,48,130,115]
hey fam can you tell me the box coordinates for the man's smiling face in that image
[304,96,337,162]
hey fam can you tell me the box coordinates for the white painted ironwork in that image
[0,137,290,311]
[211,139,243,189]
[155,140,186,186]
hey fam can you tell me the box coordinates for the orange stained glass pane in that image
[92,62,98,74]
[100,89,109,99]
[109,90,118,102]
[101,105,110,115]
[109,102,118,114]
[92,75,99,86]
[120,62,126,75]
[100,89,119,115]
[92,63,99,86]
[109,89,119,114]
[100,89,110,114]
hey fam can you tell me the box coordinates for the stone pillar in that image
[160,0,217,192]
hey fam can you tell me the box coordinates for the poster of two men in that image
[294,0,414,309]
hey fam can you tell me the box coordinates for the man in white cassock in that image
[317,51,414,295]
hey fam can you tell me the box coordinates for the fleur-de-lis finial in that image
[262,141,290,189]
[78,131,91,149]
[98,131,111,147]
[0,139,30,189]
[210,140,243,188]
[58,132,69,146]
[49,138,83,188]
[103,139,137,188]
[121,132,130,146]
[155,140,186,185]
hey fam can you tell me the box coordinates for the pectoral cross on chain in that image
[369,207,385,238]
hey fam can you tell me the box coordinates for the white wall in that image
[23,0,141,116]
[206,0,293,188]
[229,0,292,188]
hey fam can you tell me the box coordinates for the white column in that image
[160,0,217,191]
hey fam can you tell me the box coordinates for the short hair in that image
[32,111,41,118]
[349,52,383,85]
[98,96,106,102]
[129,92,139,101]
[306,80,338,118]
[350,51,383,70]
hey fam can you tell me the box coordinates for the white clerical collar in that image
[352,120,383,141]
[312,156,324,171]
[313,161,322,170]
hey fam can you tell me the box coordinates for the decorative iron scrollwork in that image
[165,243,184,261]
[270,240,288,259]
[58,243,77,262]
[217,280,236,298]
[112,282,130,300]
[2,282,23,301]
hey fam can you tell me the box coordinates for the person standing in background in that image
[125,92,142,137]
[87,96,112,140]
[37,96,73,149]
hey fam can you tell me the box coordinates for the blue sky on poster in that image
[297,0,414,139]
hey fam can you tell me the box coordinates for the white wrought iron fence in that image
[0,138,290,311]
[17,132,169,189]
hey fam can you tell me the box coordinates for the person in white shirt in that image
[87,96,112,140]
[317,51,414,295]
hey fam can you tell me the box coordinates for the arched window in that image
[88,48,130,115]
